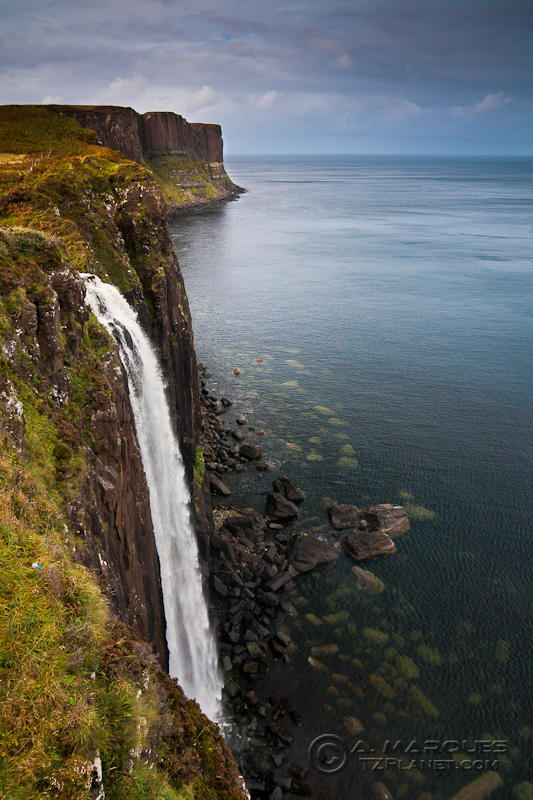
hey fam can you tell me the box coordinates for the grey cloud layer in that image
[0,0,531,152]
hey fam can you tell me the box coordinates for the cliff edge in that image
[46,104,244,214]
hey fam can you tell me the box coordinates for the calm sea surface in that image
[171,156,533,798]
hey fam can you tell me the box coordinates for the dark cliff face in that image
[190,122,224,163]
[114,174,213,555]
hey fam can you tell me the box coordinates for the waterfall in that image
[84,275,222,721]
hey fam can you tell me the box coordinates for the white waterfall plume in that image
[84,275,222,721]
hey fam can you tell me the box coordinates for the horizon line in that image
[225,152,533,159]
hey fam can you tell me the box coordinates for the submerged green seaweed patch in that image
[404,503,437,521]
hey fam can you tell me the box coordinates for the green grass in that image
[0,106,98,156]
[143,154,225,207]
[193,446,205,486]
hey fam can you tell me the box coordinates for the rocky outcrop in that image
[328,502,360,530]
[359,503,410,536]
[265,492,299,521]
[272,476,306,504]
[291,533,339,572]
[343,530,396,561]
[47,104,243,213]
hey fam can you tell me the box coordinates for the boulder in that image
[267,568,296,592]
[239,444,262,461]
[265,491,299,521]
[291,533,339,572]
[224,515,255,531]
[272,476,306,504]
[327,503,360,530]
[220,397,232,407]
[213,576,229,597]
[210,473,231,496]
[359,503,409,536]
[343,530,396,561]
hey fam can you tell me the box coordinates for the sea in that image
[170,156,533,799]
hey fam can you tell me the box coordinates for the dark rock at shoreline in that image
[267,567,297,592]
[273,476,306,504]
[210,473,231,496]
[266,721,294,746]
[225,516,255,532]
[265,492,299,522]
[343,530,396,561]
[255,462,271,472]
[327,503,360,530]
[360,503,410,536]
[213,575,229,597]
[239,444,262,461]
[220,397,232,407]
[291,533,339,572]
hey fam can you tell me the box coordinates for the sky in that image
[1,0,532,154]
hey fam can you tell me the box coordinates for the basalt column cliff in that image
[49,104,243,213]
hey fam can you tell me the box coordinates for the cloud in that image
[472,91,511,114]
[0,0,531,153]
[258,89,279,109]
[334,53,352,70]
[188,85,216,110]
[453,91,512,116]
[41,94,62,104]
[102,74,149,102]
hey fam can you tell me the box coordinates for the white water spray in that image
[84,275,222,721]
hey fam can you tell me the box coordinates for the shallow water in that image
[171,156,533,798]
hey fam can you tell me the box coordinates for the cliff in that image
[46,104,243,213]
[0,104,244,798]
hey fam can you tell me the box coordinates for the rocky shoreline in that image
[197,362,411,800]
